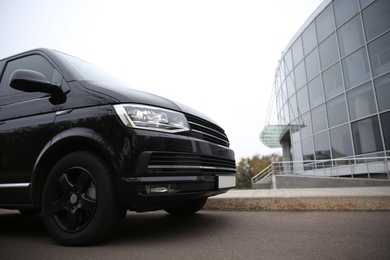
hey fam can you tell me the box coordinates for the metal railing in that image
[251,156,390,184]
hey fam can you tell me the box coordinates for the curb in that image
[204,196,390,211]
[203,188,390,211]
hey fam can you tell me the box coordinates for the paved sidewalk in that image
[204,187,390,211]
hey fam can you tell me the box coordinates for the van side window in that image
[0,55,55,105]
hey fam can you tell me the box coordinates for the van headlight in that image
[114,104,190,133]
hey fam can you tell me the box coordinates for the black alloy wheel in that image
[42,151,126,246]
[48,166,96,232]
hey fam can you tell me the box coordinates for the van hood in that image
[80,80,217,125]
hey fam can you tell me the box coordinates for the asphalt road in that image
[1,209,390,259]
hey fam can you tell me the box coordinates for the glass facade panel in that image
[282,103,290,124]
[375,72,390,112]
[305,48,320,81]
[292,142,303,162]
[360,0,375,9]
[300,112,312,138]
[326,94,348,127]
[319,33,339,69]
[334,0,359,27]
[362,0,390,41]
[278,108,285,125]
[352,116,383,154]
[338,14,365,58]
[311,104,327,133]
[380,112,390,150]
[316,4,335,43]
[289,95,298,121]
[280,60,287,78]
[284,49,293,75]
[292,37,304,67]
[297,85,309,114]
[280,81,287,109]
[342,47,370,89]
[347,82,376,120]
[308,76,323,107]
[294,61,306,88]
[368,31,390,77]
[302,137,314,161]
[286,73,295,98]
[291,119,301,143]
[314,131,331,160]
[302,22,317,56]
[323,62,344,99]
[330,124,353,158]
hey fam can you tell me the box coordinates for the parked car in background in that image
[0,48,236,246]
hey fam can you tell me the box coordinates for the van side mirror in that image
[9,69,61,95]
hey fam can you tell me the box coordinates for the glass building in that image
[260,0,390,177]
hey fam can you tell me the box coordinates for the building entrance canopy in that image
[259,125,288,148]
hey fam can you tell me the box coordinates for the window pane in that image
[294,61,307,88]
[380,112,390,150]
[297,85,309,114]
[374,72,390,112]
[292,142,303,165]
[362,0,390,41]
[314,131,331,160]
[284,49,293,75]
[316,5,335,43]
[280,60,286,78]
[286,73,295,98]
[292,37,304,67]
[291,119,301,143]
[305,48,320,81]
[326,94,348,127]
[279,106,286,125]
[352,116,383,154]
[281,80,287,105]
[302,22,317,56]
[282,103,290,123]
[368,31,390,77]
[308,75,323,107]
[337,14,365,58]
[330,124,353,158]
[347,82,376,120]
[319,33,339,69]
[360,0,375,9]
[300,112,312,138]
[289,94,298,121]
[302,137,314,161]
[312,104,327,133]
[323,62,344,99]
[334,0,359,27]
[342,47,371,89]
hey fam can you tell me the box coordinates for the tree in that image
[236,153,282,189]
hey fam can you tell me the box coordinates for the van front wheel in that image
[41,151,126,246]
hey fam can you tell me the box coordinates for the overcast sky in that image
[0,0,323,161]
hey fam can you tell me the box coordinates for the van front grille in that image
[182,114,230,147]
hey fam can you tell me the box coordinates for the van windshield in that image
[55,51,128,86]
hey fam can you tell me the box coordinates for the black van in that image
[0,48,236,246]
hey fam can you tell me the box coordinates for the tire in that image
[164,198,208,215]
[41,151,126,246]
